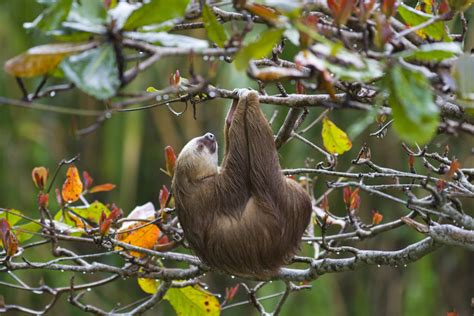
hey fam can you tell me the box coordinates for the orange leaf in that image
[371,210,383,225]
[447,159,460,178]
[89,183,116,193]
[244,3,280,24]
[61,165,83,203]
[117,223,161,257]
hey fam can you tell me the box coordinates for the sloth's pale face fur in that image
[176,133,218,181]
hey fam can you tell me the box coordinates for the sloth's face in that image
[176,133,218,180]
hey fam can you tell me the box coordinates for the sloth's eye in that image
[197,144,204,151]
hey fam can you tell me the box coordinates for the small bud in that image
[165,146,177,177]
[32,167,48,190]
[38,193,49,208]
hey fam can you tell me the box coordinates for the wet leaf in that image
[61,43,120,100]
[234,28,284,71]
[244,3,281,24]
[61,165,83,203]
[384,64,439,144]
[123,0,190,30]
[4,42,97,78]
[202,4,228,48]
[322,117,352,155]
[24,0,73,32]
[165,285,221,316]
[123,32,208,49]
[89,183,116,193]
[400,42,462,61]
[398,3,449,40]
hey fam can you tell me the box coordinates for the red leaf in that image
[225,284,240,302]
[99,205,122,236]
[371,210,383,225]
[165,146,177,177]
[0,218,18,257]
[381,0,398,17]
[350,188,361,211]
[32,166,48,190]
[159,185,170,210]
[320,194,330,212]
[328,0,356,26]
[55,187,63,207]
[343,187,352,207]
[296,80,305,94]
[83,171,94,190]
[436,179,446,192]
[408,155,415,170]
[38,193,49,208]
[89,183,116,193]
[169,69,181,86]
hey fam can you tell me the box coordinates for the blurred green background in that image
[0,1,473,315]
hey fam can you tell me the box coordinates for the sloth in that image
[172,90,312,277]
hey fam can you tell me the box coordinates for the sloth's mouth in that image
[225,98,238,128]
[199,137,217,154]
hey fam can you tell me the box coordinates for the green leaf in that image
[14,221,42,243]
[165,286,221,316]
[67,0,107,26]
[202,4,228,48]
[234,28,284,71]
[452,54,474,107]
[385,64,439,144]
[61,44,120,99]
[397,3,449,41]
[400,42,462,61]
[322,117,353,155]
[24,0,73,32]
[308,44,383,82]
[123,0,190,30]
[123,32,208,49]
[55,201,111,228]
[0,209,23,226]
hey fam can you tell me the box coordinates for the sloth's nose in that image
[204,133,215,141]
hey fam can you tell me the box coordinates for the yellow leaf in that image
[4,42,97,78]
[322,117,352,155]
[165,285,221,316]
[138,277,159,294]
[61,165,83,203]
